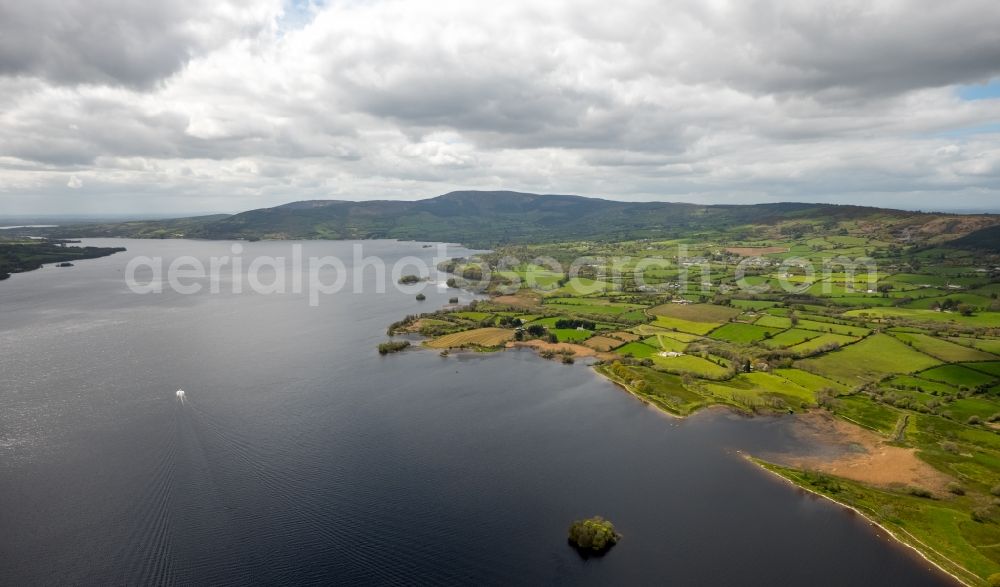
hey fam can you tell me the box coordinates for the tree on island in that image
[568,516,620,552]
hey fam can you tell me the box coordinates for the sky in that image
[1,0,1000,216]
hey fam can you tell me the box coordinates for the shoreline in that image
[746,456,977,587]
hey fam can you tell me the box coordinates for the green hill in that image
[38,190,1000,247]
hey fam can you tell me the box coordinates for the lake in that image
[0,239,955,585]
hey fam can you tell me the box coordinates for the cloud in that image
[66,175,83,189]
[0,0,281,88]
[0,0,999,215]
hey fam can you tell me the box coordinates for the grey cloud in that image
[1,0,999,216]
[0,0,277,88]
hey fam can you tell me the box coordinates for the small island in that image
[377,340,411,355]
[398,274,424,285]
[568,516,620,553]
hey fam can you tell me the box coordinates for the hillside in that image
[36,191,1000,247]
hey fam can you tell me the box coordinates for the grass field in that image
[708,322,782,344]
[943,397,1000,422]
[754,314,793,329]
[798,334,941,384]
[651,354,731,378]
[760,328,821,349]
[795,318,870,337]
[966,362,1000,378]
[703,372,815,410]
[642,334,686,353]
[544,300,645,316]
[647,303,741,323]
[917,365,996,389]
[787,333,859,355]
[616,342,658,358]
[949,337,1000,356]
[652,315,722,336]
[892,332,998,363]
[426,328,514,349]
[832,395,900,433]
[451,311,492,321]
[845,308,1000,328]
[773,368,850,393]
[598,363,707,416]
[731,299,781,310]
[883,375,960,396]
[550,328,593,343]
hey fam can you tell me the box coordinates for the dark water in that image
[0,240,954,586]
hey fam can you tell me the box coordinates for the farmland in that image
[379,213,1000,583]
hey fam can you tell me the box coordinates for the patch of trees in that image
[568,517,620,552]
[554,318,596,330]
[377,340,410,355]
[525,324,546,337]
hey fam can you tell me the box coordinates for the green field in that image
[918,365,996,389]
[846,308,1000,328]
[651,354,731,378]
[754,314,793,329]
[883,375,960,396]
[708,322,782,344]
[787,333,859,355]
[616,342,658,358]
[950,337,1000,356]
[598,363,707,416]
[652,315,722,336]
[702,372,814,411]
[966,362,1000,378]
[798,334,941,384]
[760,328,821,349]
[831,395,900,433]
[892,332,998,363]
[647,303,741,323]
[550,328,593,343]
[795,318,870,337]
[773,368,850,393]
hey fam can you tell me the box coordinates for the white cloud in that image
[66,175,83,189]
[1,0,999,214]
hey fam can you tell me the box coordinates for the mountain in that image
[37,191,1000,247]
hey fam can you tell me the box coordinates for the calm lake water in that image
[0,239,955,585]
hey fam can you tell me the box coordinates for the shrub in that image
[947,482,965,496]
[968,415,982,426]
[972,507,993,523]
[415,293,426,301]
[907,486,932,498]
